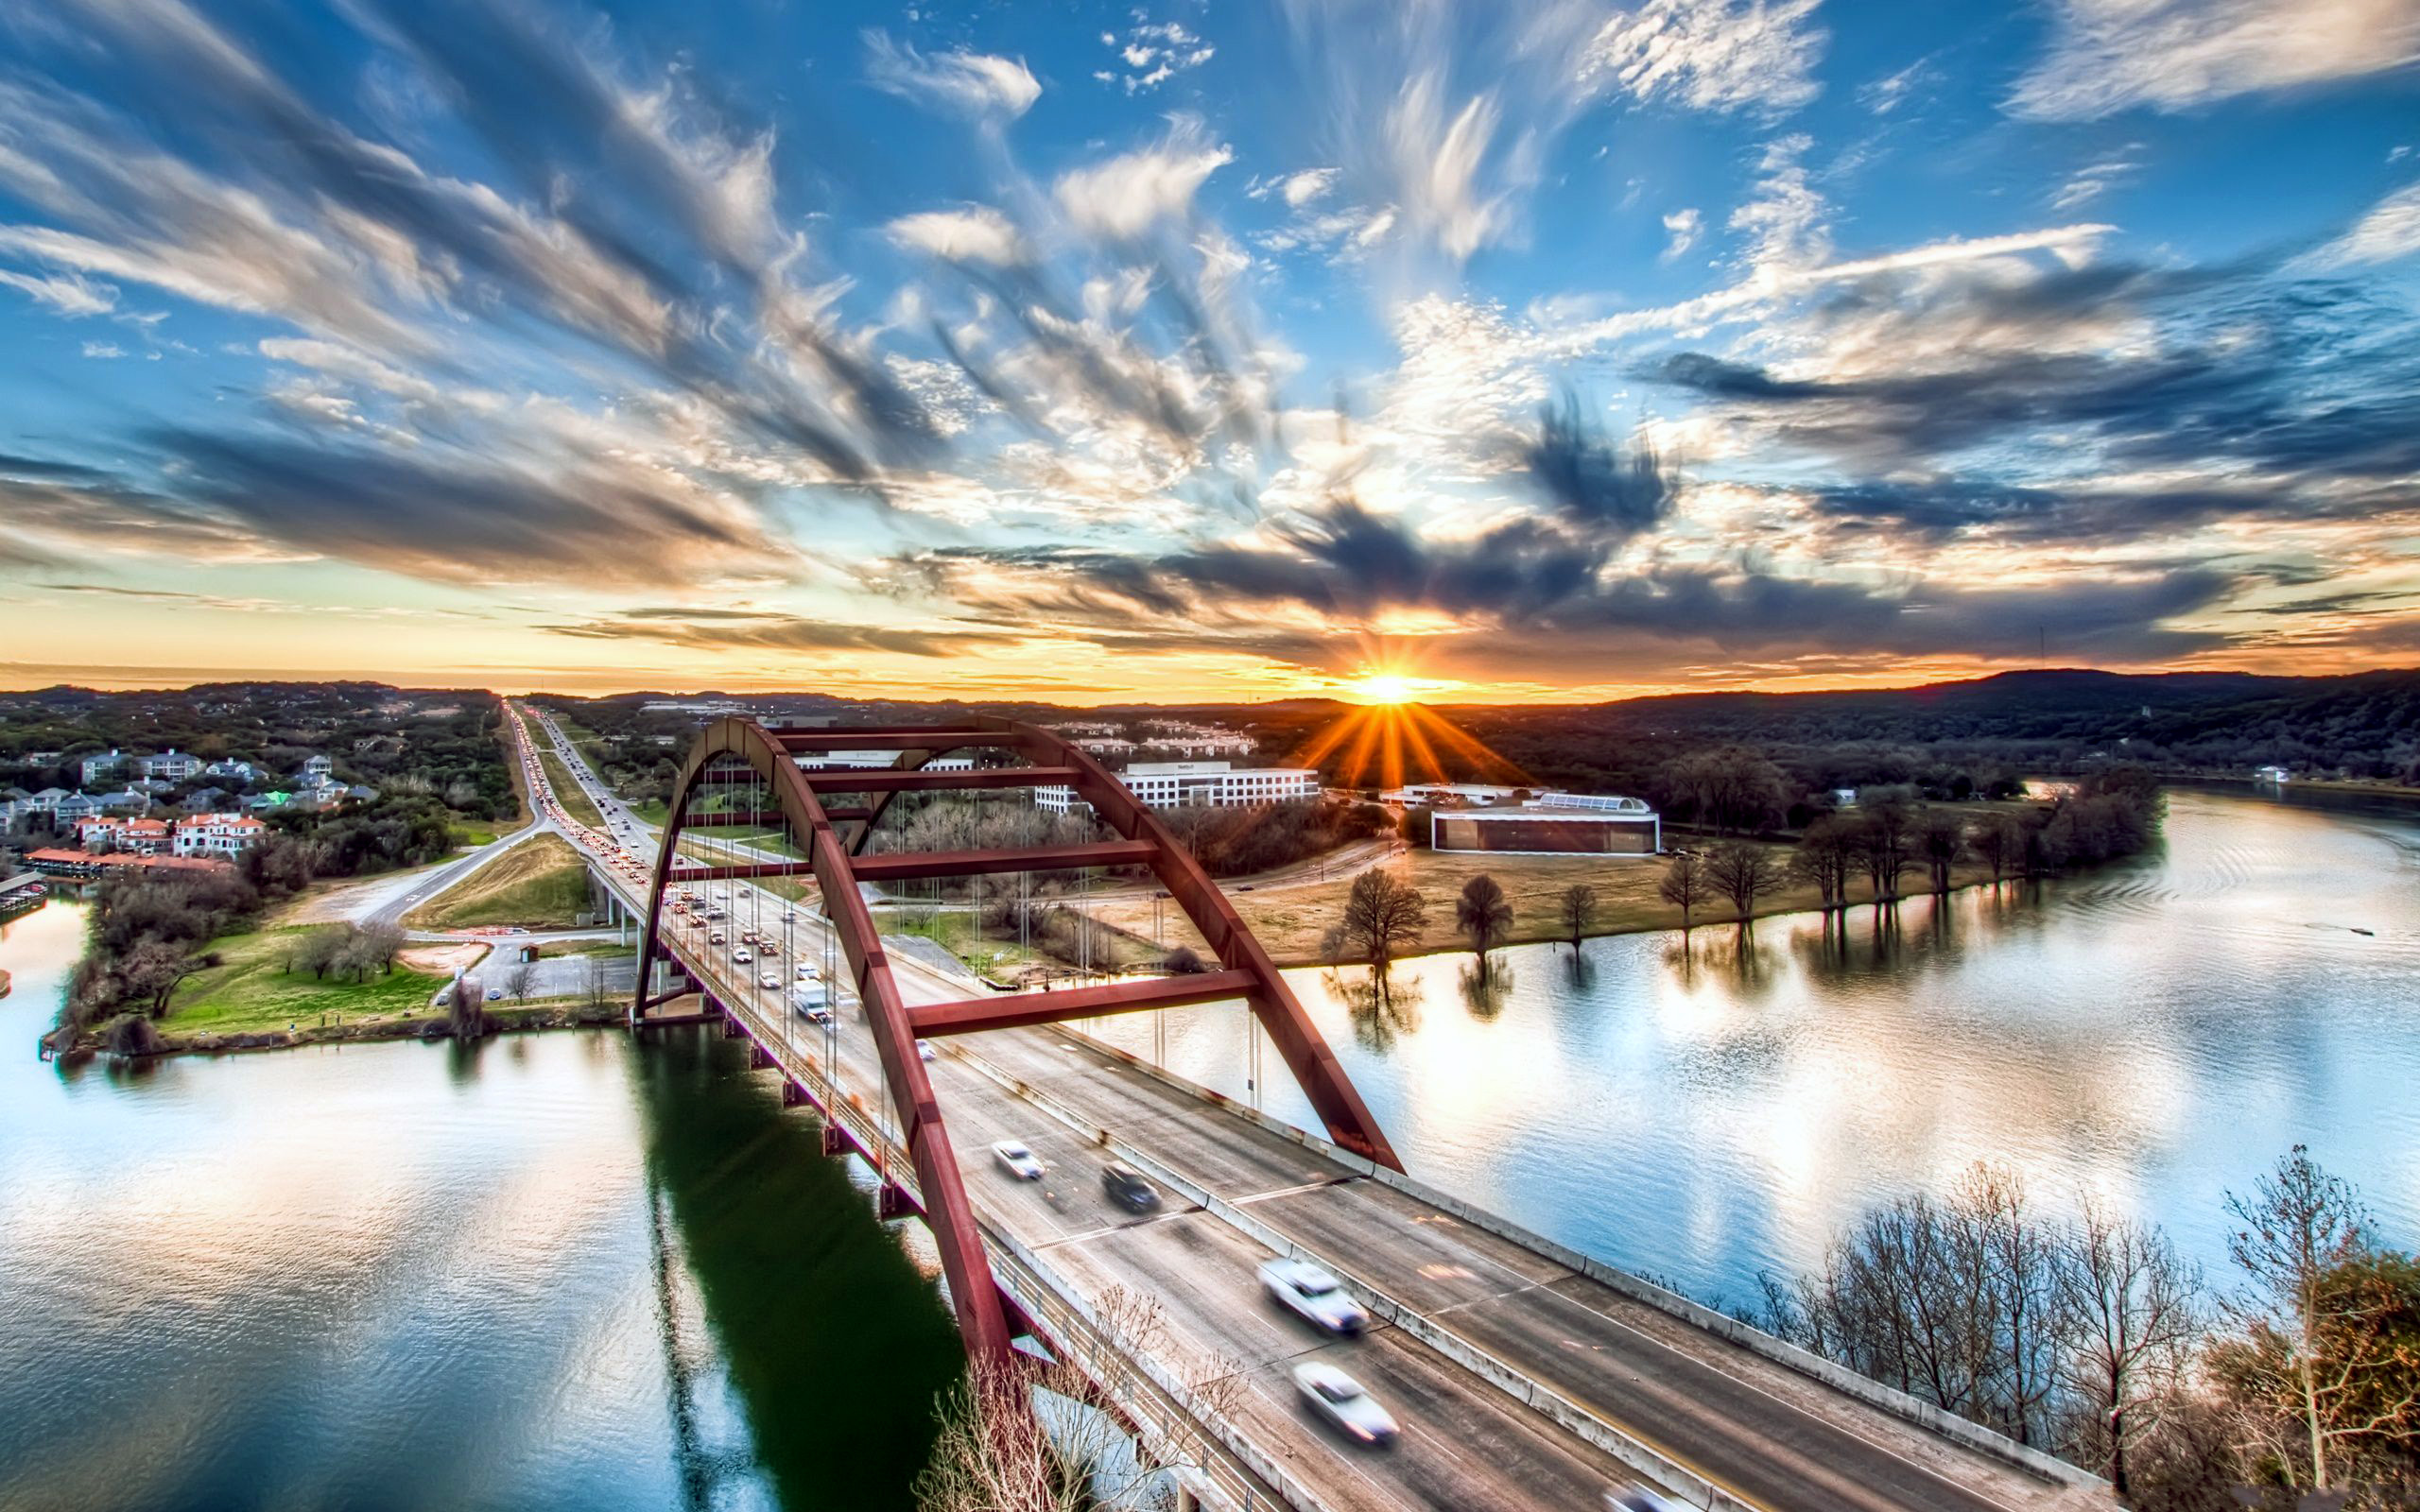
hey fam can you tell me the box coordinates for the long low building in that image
[1035,760,1319,815]
[1431,792,1661,855]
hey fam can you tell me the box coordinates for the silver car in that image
[991,1140,1044,1180]
[1258,1257,1368,1336]
[1292,1362,1397,1447]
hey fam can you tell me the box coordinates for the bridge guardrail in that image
[701,977,1318,1512]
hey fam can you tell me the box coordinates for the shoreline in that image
[45,998,631,1063]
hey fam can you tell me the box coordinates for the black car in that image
[1101,1161,1160,1213]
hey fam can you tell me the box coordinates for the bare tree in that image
[1970,813,2024,884]
[1918,810,1968,893]
[359,922,406,972]
[1657,852,1708,930]
[503,961,537,1002]
[1455,873,1513,967]
[583,955,612,1009]
[1557,883,1597,949]
[1705,841,1784,923]
[1792,817,1858,911]
[1334,869,1427,978]
[1855,803,1915,902]
[2213,1145,2383,1491]
[2055,1201,2203,1496]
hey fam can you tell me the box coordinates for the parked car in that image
[991,1141,1044,1180]
[1291,1363,1397,1447]
[1101,1162,1161,1213]
[1258,1257,1368,1336]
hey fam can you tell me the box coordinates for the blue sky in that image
[2,0,2416,701]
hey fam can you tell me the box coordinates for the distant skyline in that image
[3,0,2418,705]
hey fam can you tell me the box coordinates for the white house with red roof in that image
[173,812,267,858]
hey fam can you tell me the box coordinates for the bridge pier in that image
[782,1080,809,1108]
[876,1183,914,1221]
[749,1043,773,1070]
[821,1124,850,1158]
[720,1014,746,1040]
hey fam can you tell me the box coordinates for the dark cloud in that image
[146,427,791,587]
[1796,477,2401,545]
[1643,269,2420,501]
[543,612,1012,658]
[1524,393,1673,536]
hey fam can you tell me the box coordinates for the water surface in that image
[0,900,961,1512]
[1090,789,2420,1302]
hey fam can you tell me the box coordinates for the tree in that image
[358,922,406,972]
[1658,852,1708,930]
[1455,873,1514,965]
[1705,840,1784,923]
[1855,802,1914,902]
[1918,810,1967,893]
[583,955,613,1010]
[2213,1145,2394,1491]
[503,961,536,1002]
[1970,813,2023,883]
[1333,868,1427,977]
[1557,884,1597,949]
[2055,1202,2203,1496]
[1792,817,1858,910]
[293,928,344,980]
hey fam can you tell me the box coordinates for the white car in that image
[732,947,753,964]
[1259,1257,1368,1336]
[758,971,781,990]
[1291,1363,1398,1447]
[1605,1489,1681,1512]
[991,1140,1044,1180]
[918,1041,937,1063]
[794,963,817,980]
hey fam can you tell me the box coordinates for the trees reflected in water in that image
[1457,958,1513,1022]
[1327,968,1423,1053]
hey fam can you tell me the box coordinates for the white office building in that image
[1035,761,1319,816]
[792,750,974,772]
[1430,792,1660,856]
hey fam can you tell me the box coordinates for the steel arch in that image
[634,715,1400,1365]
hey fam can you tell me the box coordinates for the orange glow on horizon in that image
[1290,698,1529,791]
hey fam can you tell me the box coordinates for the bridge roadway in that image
[517,707,2100,1512]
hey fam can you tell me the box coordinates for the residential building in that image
[74,817,121,851]
[54,793,103,824]
[80,747,128,785]
[0,798,25,832]
[140,748,201,782]
[2254,765,2291,783]
[25,750,61,765]
[1034,761,1319,815]
[94,789,151,815]
[203,758,259,784]
[181,786,231,814]
[115,817,172,854]
[26,787,69,813]
[174,812,268,857]
[301,753,336,780]
[1429,793,1661,856]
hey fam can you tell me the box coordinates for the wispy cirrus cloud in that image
[2009,0,2420,120]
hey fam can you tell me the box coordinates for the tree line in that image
[1757,1147,2418,1506]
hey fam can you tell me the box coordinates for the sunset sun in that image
[1351,673,1416,705]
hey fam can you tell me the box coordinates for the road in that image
[522,707,2102,1512]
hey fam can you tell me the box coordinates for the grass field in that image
[682,824,806,859]
[539,748,606,829]
[403,833,593,929]
[631,798,669,826]
[166,924,451,1037]
[449,818,503,848]
[1087,837,2015,966]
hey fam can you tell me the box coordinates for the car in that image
[758,971,781,989]
[483,987,504,1002]
[991,1140,1045,1180]
[1291,1363,1397,1447]
[708,931,727,944]
[732,948,753,964]
[1258,1257,1368,1335]
[1605,1488,1681,1512]
[794,963,817,980]
[1101,1161,1160,1213]
[917,1041,937,1062]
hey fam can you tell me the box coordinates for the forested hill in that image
[1452,669,2420,785]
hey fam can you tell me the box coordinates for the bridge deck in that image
[522,705,2106,1512]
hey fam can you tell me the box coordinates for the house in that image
[26,787,70,813]
[2254,765,2291,784]
[246,790,295,814]
[25,750,61,765]
[302,754,335,779]
[0,798,25,832]
[79,747,128,785]
[174,812,267,857]
[54,793,103,824]
[140,748,201,782]
[130,777,177,796]
[1832,787,1858,809]
[94,788,151,815]
[203,758,258,784]
[74,816,122,851]
[116,816,172,855]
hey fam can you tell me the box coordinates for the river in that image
[5,787,2415,1509]
[1087,788,2420,1306]
[0,900,962,1512]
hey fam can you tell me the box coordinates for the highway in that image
[515,705,2106,1512]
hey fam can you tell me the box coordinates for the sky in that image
[1,0,2417,706]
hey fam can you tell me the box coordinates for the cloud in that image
[1661,207,1703,262]
[864,32,1041,119]
[2009,0,2420,120]
[1053,126,1234,239]
[2297,180,2420,269]
[1278,168,1338,207]
[543,610,1014,658]
[1524,394,1675,536]
[1097,19,1217,94]
[0,265,118,317]
[2050,150,2142,212]
[885,207,1028,265]
[1583,0,1827,113]
[79,340,125,358]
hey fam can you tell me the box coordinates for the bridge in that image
[511,702,2111,1512]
